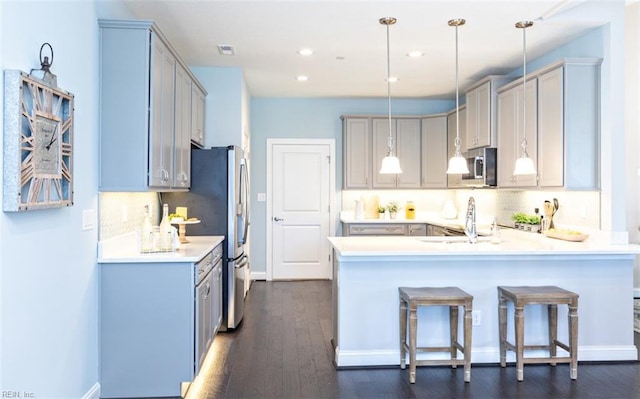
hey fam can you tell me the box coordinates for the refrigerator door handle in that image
[238,160,250,245]
[235,254,249,269]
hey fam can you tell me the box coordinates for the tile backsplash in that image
[99,192,160,240]
[342,189,600,230]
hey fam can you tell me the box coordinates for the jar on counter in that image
[405,201,416,219]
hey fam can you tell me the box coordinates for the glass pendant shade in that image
[446,153,469,174]
[513,154,537,175]
[380,154,402,174]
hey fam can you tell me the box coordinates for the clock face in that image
[2,70,74,211]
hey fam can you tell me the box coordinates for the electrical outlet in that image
[472,310,481,326]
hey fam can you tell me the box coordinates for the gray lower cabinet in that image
[343,223,426,236]
[99,244,222,398]
[99,19,207,191]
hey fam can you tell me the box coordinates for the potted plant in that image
[377,205,386,219]
[511,212,542,233]
[387,201,400,219]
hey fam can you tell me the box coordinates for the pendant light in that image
[513,20,537,176]
[379,17,402,174]
[446,19,470,175]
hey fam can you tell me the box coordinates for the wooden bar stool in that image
[399,286,473,384]
[498,286,579,381]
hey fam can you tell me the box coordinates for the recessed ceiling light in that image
[298,48,314,56]
[296,75,309,81]
[407,51,424,58]
[386,77,399,83]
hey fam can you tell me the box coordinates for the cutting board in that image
[544,229,589,242]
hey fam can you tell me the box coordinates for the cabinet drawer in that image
[348,224,406,236]
[407,224,427,236]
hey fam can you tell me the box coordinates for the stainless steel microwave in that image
[461,147,497,186]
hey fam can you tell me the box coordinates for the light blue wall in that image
[191,66,244,149]
[249,98,453,275]
[0,1,132,397]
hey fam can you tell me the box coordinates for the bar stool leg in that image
[548,304,558,366]
[450,305,459,368]
[463,305,472,383]
[409,305,417,384]
[569,304,579,380]
[515,305,525,381]
[498,296,507,368]
[399,299,407,370]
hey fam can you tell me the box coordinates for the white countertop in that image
[98,233,224,263]
[340,211,493,230]
[328,228,640,258]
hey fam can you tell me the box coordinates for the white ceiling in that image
[121,0,610,99]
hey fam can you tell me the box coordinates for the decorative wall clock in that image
[3,70,74,211]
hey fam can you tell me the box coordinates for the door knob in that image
[273,217,284,222]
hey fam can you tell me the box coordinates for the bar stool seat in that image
[399,286,473,384]
[498,285,579,381]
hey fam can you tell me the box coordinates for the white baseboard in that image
[251,270,267,281]
[82,383,100,399]
[334,345,638,367]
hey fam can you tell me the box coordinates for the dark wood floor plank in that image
[189,280,640,399]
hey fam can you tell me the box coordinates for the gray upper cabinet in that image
[99,19,207,191]
[191,85,206,148]
[497,58,601,189]
[149,37,176,188]
[421,114,448,188]
[372,118,421,189]
[466,76,509,150]
[497,79,538,188]
[174,64,192,188]
[342,117,371,189]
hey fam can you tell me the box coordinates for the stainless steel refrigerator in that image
[164,145,249,330]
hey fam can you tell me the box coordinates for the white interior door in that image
[268,140,334,280]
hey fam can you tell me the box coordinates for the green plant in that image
[511,212,541,225]
[386,201,400,213]
[377,205,386,213]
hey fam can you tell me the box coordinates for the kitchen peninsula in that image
[328,230,640,367]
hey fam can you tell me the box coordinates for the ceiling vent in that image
[217,44,235,56]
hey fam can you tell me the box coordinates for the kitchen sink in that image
[417,236,492,243]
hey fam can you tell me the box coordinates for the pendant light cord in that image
[386,21,393,153]
[522,24,527,151]
[455,23,460,153]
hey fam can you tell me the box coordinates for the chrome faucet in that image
[464,196,478,243]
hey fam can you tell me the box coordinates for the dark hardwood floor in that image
[187,280,640,399]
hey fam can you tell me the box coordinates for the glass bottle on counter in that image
[490,216,501,244]
[140,204,153,252]
[405,201,416,219]
[159,203,173,251]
